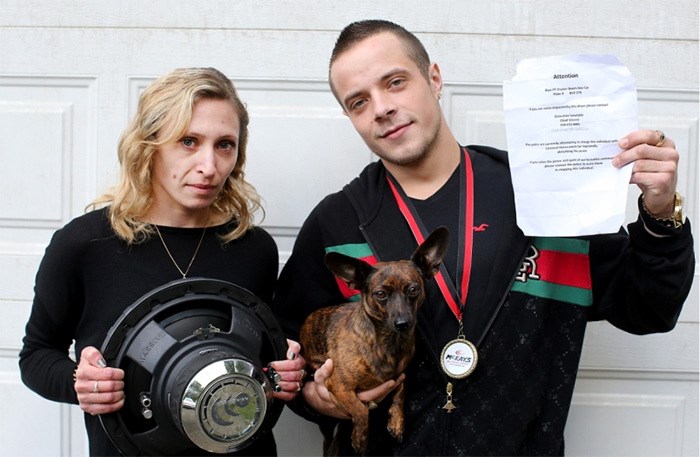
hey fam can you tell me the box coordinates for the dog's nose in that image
[394,319,412,332]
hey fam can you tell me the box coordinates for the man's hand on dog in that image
[303,359,406,419]
[269,339,308,401]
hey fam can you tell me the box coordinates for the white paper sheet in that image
[503,54,638,236]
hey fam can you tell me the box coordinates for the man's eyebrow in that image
[380,67,407,80]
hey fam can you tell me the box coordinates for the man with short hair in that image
[272,20,694,455]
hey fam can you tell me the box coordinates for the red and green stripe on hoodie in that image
[512,237,592,307]
[326,237,592,307]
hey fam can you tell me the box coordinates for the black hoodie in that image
[272,145,694,456]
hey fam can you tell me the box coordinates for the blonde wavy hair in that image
[91,67,262,244]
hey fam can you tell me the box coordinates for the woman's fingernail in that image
[619,138,629,148]
[98,358,107,368]
[287,350,297,360]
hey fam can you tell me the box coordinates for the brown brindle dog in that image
[300,226,449,454]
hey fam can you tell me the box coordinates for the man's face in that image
[330,32,443,167]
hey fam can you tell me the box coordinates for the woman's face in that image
[149,98,240,226]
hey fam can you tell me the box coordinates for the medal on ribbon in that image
[387,147,480,413]
[440,323,478,379]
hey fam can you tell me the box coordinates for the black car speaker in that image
[99,278,288,455]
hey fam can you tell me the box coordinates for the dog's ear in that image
[324,252,375,291]
[412,226,450,279]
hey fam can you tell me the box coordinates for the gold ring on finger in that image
[654,129,665,146]
[93,381,99,393]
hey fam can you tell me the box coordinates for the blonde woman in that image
[19,68,305,456]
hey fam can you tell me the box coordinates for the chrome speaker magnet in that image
[99,278,287,455]
[180,359,268,453]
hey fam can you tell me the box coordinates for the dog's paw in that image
[351,431,368,455]
[387,415,404,442]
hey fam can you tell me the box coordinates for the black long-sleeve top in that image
[19,207,280,456]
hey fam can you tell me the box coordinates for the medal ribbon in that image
[385,147,474,321]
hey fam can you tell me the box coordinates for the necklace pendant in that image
[442,399,456,413]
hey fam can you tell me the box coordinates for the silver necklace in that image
[154,224,207,279]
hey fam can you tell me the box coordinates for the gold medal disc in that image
[440,338,478,379]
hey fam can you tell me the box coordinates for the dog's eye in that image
[374,290,388,301]
[407,286,420,297]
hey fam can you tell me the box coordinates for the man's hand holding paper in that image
[613,129,679,220]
